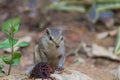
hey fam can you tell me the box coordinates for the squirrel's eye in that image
[58,55,61,59]
[49,36,53,41]
[61,37,63,40]
[46,30,49,35]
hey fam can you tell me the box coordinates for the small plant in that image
[114,28,120,55]
[0,17,29,75]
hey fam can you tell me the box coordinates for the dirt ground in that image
[0,0,120,80]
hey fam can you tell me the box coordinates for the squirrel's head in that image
[46,28,64,48]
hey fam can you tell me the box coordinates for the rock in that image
[96,32,109,39]
[82,43,120,61]
[0,70,93,80]
[52,70,93,80]
[112,65,120,80]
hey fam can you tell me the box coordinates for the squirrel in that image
[34,28,65,70]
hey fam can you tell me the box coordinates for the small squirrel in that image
[34,28,65,70]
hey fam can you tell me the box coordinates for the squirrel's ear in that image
[56,27,62,33]
[59,28,63,34]
[60,29,62,33]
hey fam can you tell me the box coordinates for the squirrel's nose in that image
[56,45,59,48]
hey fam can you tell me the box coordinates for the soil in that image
[0,0,119,80]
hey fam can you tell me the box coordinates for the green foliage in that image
[0,39,11,48]
[12,52,21,66]
[1,52,21,66]
[0,58,5,74]
[1,17,21,36]
[2,56,12,64]
[49,1,120,24]
[0,39,18,48]
[49,1,85,13]
[0,58,4,70]
[0,70,5,75]
[12,52,21,59]
[17,42,29,47]
[0,16,24,75]
[114,28,120,55]
[9,39,18,48]
[49,1,120,13]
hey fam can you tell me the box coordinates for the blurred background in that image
[0,0,120,80]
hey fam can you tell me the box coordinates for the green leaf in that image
[1,53,21,66]
[13,52,21,59]
[115,27,120,55]
[0,58,4,69]
[12,52,21,66]
[0,58,4,75]
[12,58,20,66]
[1,16,21,35]
[17,42,29,47]
[0,69,5,74]
[13,39,18,46]
[0,39,18,48]
[0,65,2,70]
[8,39,18,47]
[0,39,11,48]
[2,56,12,64]
[10,24,20,33]
[13,24,19,33]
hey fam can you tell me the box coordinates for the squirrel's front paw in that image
[57,65,64,70]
